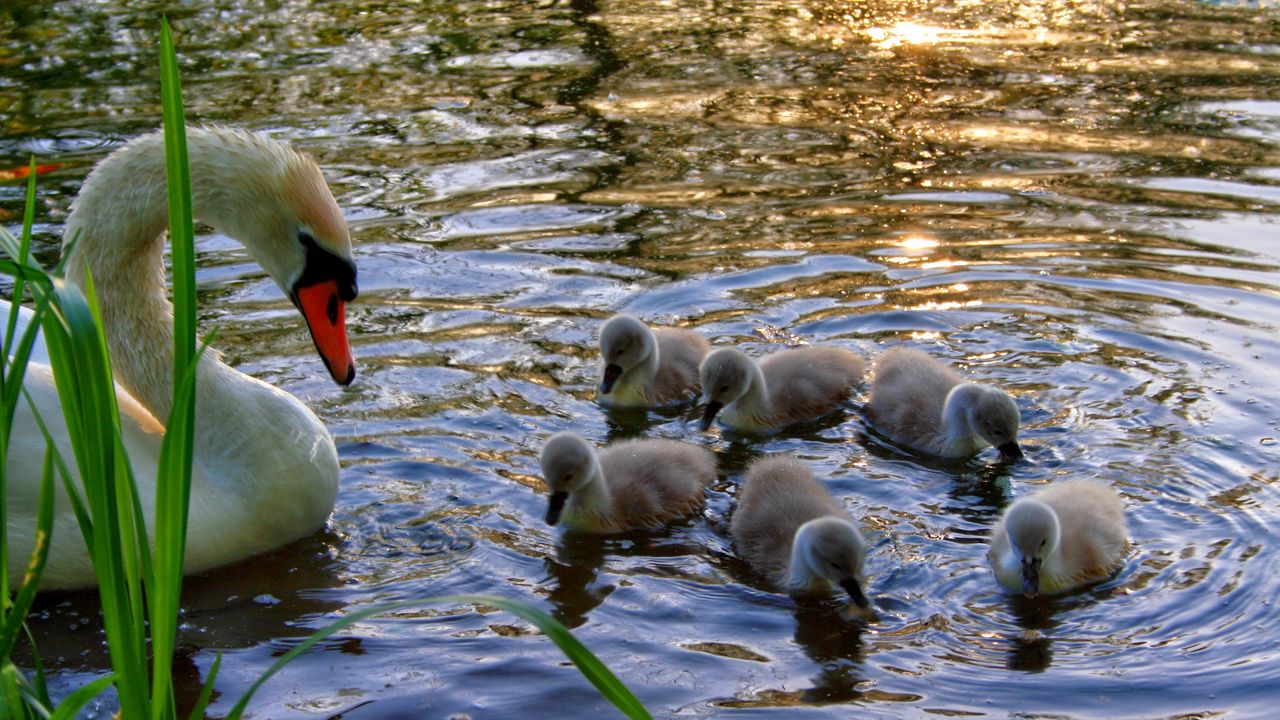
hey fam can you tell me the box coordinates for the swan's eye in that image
[1039,539,1047,548]
[298,230,317,246]
[719,384,729,393]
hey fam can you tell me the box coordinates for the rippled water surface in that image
[4,1,1280,717]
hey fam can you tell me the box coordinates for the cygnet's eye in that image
[1039,539,1047,549]
[562,473,573,483]
[718,384,729,393]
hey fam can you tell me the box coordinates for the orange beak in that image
[295,280,356,385]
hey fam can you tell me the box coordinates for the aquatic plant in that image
[0,19,649,720]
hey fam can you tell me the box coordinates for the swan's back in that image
[593,438,715,532]
[649,327,711,403]
[867,347,961,450]
[731,455,844,586]
[989,480,1128,594]
[758,346,865,426]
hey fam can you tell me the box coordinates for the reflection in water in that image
[543,533,612,629]
[792,600,868,703]
[4,0,1280,717]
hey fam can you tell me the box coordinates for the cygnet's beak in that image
[293,279,356,386]
[998,441,1024,462]
[1021,557,1041,598]
[699,400,723,431]
[545,491,569,526]
[839,577,871,610]
[599,364,623,394]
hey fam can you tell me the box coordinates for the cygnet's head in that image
[953,384,1022,460]
[539,431,599,525]
[794,516,870,608]
[1003,497,1060,598]
[598,314,655,394]
[698,348,755,430]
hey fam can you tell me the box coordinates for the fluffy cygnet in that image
[730,455,869,608]
[597,314,710,408]
[699,345,865,433]
[539,431,715,533]
[867,347,1022,460]
[988,480,1129,598]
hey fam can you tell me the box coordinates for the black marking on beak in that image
[998,441,1024,461]
[840,578,870,609]
[295,232,358,302]
[1022,557,1042,598]
[700,400,724,431]
[600,364,623,394]
[545,491,569,526]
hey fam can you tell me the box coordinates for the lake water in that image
[3,1,1280,717]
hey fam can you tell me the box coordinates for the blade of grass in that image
[3,157,39,351]
[20,625,51,711]
[224,595,651,720]
[150,17,200,720]
[3,662,38,719]
[1,157,41,618]
[35,279,149,720]
[47,674,116,720]
[0,448,56,658]
[184,654,221,720]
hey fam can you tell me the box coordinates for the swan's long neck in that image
[64,133,177,417]
[60,129,338,558]
[64,128,294,420]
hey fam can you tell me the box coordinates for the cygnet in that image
[867,347,1022,460]
[988,480,1128,597]
[731,455,870,608]
[540,431,716,533]
[597,314,710,408]
[699,345,865,433]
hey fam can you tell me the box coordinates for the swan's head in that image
[193,128,358,386]
[950,383,1022,460]
[698,348,754,430]
[1002,497,1060,598]
[539,431,600,526]
[598,314,655,394]
[793,517,869,608]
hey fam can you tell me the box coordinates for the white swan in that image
[2,127,357,589]
[730,456,869,608]
[698,345,865,433]
[866,347,1022,460]
[539,431,715,533]
[596,314,709,408]
[988,480,1128,597]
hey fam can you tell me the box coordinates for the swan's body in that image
[730,456,869,607]
[867,347,1022,460]
[3,127,357,589]
[699,345,865,433]
[539,431,714,533]
[597,314,709,408]
[988,480,1128,597]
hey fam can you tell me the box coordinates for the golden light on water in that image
[898,235,940,250]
